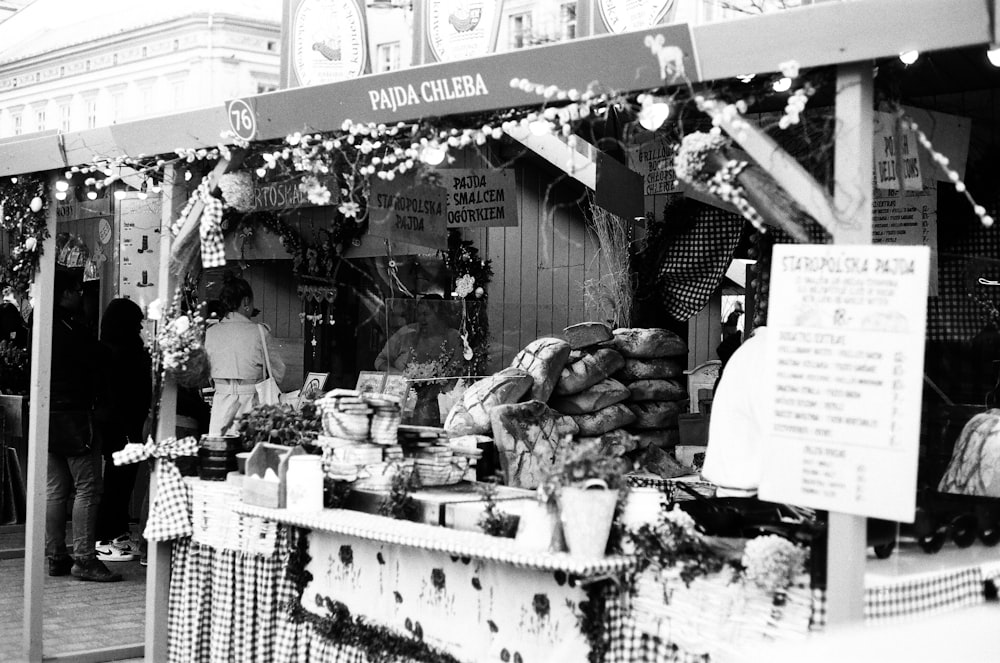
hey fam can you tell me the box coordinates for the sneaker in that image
[71,557,123,582]
[96,534,140,562]
[48,555,74,577]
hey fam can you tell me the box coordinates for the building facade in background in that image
[0,0,282,139]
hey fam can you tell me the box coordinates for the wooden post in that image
[145,163,183,661]
[826,62,874,625]
[22,174,58,663]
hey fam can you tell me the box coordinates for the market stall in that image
[4,1,1000,662]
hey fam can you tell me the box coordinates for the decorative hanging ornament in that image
[29,196,43,213]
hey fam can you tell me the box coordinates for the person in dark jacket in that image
[46,270,121,582]
[94,298,151,562]
[0,301,28,348]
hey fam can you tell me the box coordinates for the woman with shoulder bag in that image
[204,273,286,435]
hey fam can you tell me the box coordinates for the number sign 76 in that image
[227,99,257,141]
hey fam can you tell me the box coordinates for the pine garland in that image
[0,175,50,297]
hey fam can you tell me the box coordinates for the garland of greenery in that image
[283,526,463,663]
[0,175,50,298]
[573,579,613,663]
[442,230,493,375]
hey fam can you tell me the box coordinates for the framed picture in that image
[355,371,385,395]
[301,372,330,398]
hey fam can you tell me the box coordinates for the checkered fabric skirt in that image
[274,620,369,663]
[167,527,295,663]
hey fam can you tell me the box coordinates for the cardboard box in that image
[347,482,535,528]
[242,443,307,508]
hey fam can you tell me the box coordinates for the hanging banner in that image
[368,174,449,249]
[597,0,677,34]
[425,0,501,62]
[442,168,517,228]
[283,0,369,88]
[759,244,930,523]
[119,196,161,310]
[250,175,339,211]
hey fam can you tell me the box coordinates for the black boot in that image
[71,556,123,582]
[48,555,74,576]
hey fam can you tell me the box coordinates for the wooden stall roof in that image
[0,0,992,178]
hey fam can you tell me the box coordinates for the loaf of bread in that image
[626,379,686,402]
[554,348,626,395]
[571,403,636,436]
[548,378,630,415]
[637,444,693,479]
[627,400,683,430]
[443,367,534,436]
[562,322,613,350]
[626,428,680,450]
[578,429,639,456]
[490,400,578,488]
[511,337,572,402]
[615,357,684,382]
[612,328,688,359]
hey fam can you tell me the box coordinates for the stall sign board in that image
[251,175,338,211]
[118,196,161,311]
[758,244,929,523]
[368,175,449,249]
[425,0,500,63]
[283,0,369,88]
[597,0,677,34]
[873,111,923,191]
[627,136,681,196]
[872,180,938,296]
[442,168,517,228]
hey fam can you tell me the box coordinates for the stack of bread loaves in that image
[610,328,689,453]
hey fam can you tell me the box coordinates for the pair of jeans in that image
[46,447,103,560]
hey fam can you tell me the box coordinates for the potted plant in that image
[540,439,628,558]
[233,400,323,452]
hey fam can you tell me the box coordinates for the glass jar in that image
[285,454,324,511]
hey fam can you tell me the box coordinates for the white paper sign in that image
[872,180,938,296]
[118,196,161,310]
[759,245,929,522]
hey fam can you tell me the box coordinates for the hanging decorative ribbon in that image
[171,177,226,269]
[114,436,199,542]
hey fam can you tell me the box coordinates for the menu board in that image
[872,181,938,295]
[758,244,929,522]
[368,174,449,249]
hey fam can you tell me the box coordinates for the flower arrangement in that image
[217,171,255,212]
[0,340,30,395]
[155,303,210,388]
[540,439,628,501]
[629,503,731,587]
[740,534,808,594]
[0,175,50,298]
[477,476,519,538]
[233,399,323,451]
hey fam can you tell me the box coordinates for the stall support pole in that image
[21,174,58,663]
[826,62,874,625]
[145,164,183,661]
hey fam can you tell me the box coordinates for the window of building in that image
[35,109,46,132]
[111,91,126,123]
[171,79,186,109]
[12,112,22,136]
[560,3,576,40]
[256,82,279,94]
[376,42,400,72]
[141,46,148,57]
[509,13,532,49]
[86,99,97,129]
[140,84,154,116]
[266,40,277,52]
[59,103,71,132]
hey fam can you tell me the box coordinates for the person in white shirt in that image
[204,274,285,435]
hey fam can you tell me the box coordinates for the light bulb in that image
[86,190,98,200]
[988,45,1000,68]
[55,191,67,201]
[137,190,148,200]
[899,50,919,65]
[772,77,792,93]
[638,100,671,132]
[528,119,551,136]
[151,183,162,193]
[55,180,69,192]
[113,189,127,200]
[420,144,446,165]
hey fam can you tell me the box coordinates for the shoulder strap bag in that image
[255,325,282,406]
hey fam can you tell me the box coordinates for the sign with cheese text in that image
[759,244,929,522]
[442,169,517,228]
[368,174,449,249]
[627,136,680,196]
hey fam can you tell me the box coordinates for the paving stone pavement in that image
[0,535,146,662]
